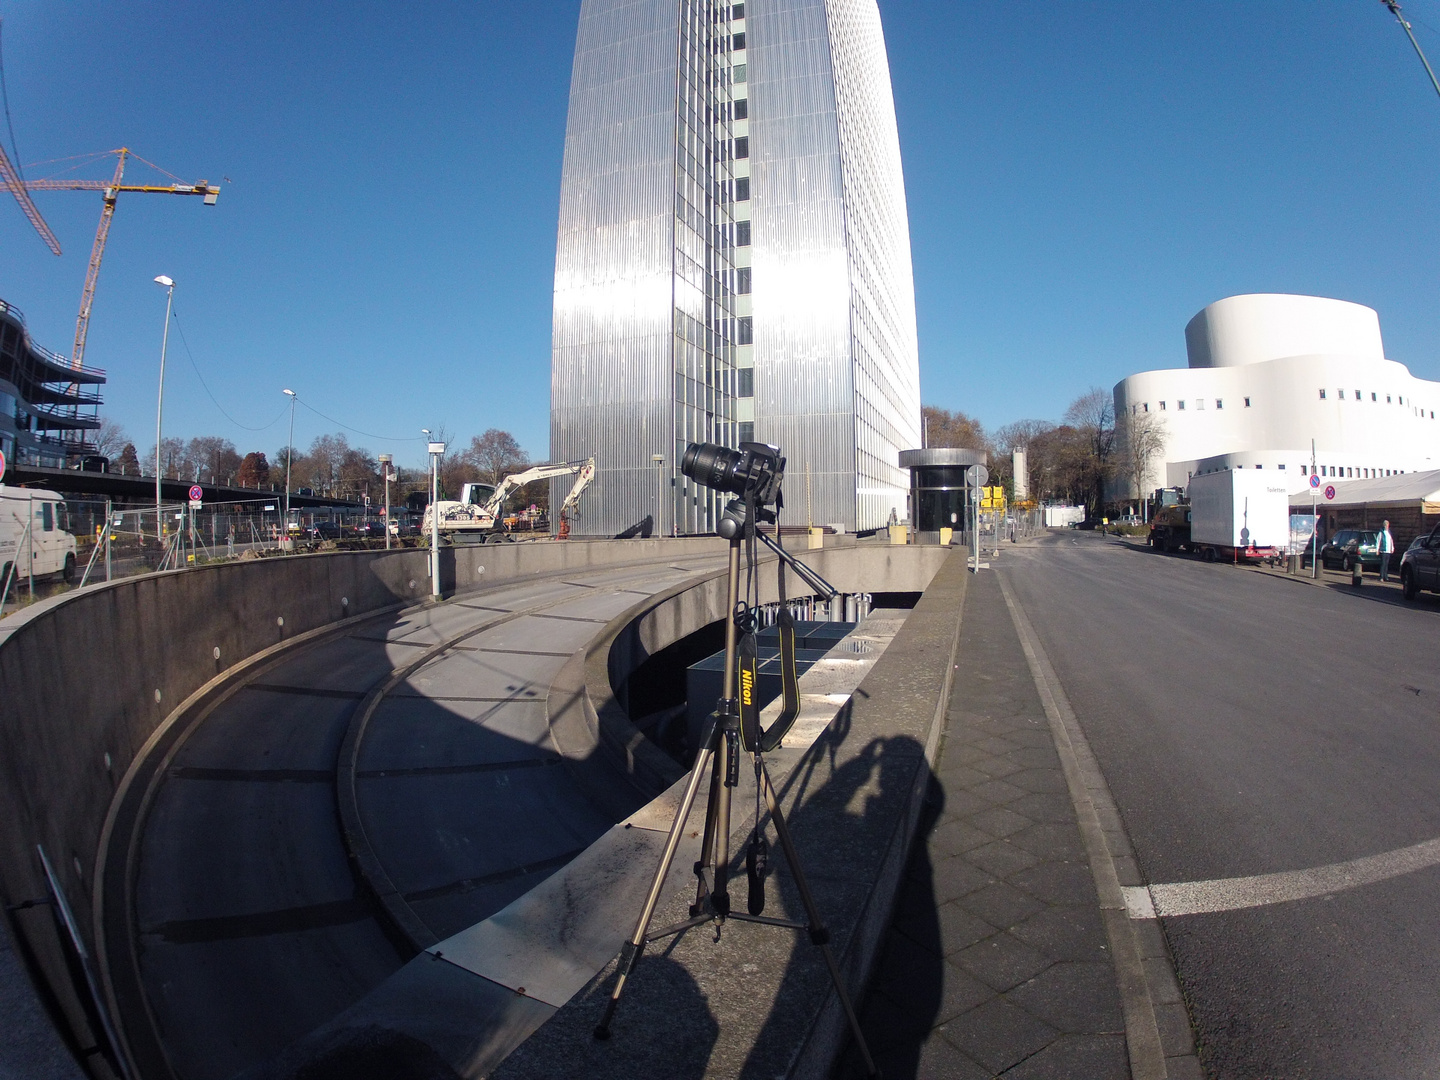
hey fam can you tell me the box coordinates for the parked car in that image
[1319,529,1380,571]
[353,521,387,539]
[308,521,342,541]
[388,518,420,538]
[1400,524,1440,600]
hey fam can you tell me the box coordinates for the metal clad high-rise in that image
[551,0,919,535]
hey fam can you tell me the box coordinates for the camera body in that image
[680,441,785,507]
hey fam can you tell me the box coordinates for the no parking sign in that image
[1324,485,1336,501]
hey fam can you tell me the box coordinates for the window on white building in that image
[1178,400,1186,410]
[1244,397,1251,407]
[1387,395,1392,403]
[1143,402,1149,412]
[1278,464,1285,470]
[1301,465,1307,475]
[1216,399,1223,409]
[1372,392,1378,401]
[1159,401,1166,410]
[1196,399,1205,410]
[1319,389,1327,400]
[1338,389,1345,400]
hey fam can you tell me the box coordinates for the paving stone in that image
[934,762,990,789]
[956,880,1045,930]
[938,997,1059,1075]
[1007,822,1086,862]
[1005,767,1071,795]
[1001,1033,1129,1080]
[928,817,996,857]
[967,778,1029,805]
[1006,961,1124,1033]
[965,839,1041,880]
[873,927,941,987]
[1143,956,1183,1004]
[935,901,1000,955]
[1007,860,1095,906]
[968,806,1033,839]
[1164,1052,1208,1080]
[878,956,993,1027]
[1001,744,1060,770]
[969,754,1025,779]
[1005,791,1074,823]
[1009,906,1109,963]
[925,853,996,903]
[952,932,1051,992]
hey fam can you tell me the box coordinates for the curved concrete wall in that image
[0,538,729,1070]
[1184,293,1384,369]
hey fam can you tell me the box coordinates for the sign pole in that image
[1310,439,1318,579]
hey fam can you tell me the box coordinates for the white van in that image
[0,485,77,586]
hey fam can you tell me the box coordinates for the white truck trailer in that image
[1186,470,1290,563]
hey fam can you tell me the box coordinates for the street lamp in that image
[282,389,297,548]
[153,275,175,546]
[378,454,394,550]
[424,431,445,598]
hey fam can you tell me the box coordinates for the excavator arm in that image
[481,458,595,520]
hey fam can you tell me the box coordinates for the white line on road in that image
[1123,835,1440,918]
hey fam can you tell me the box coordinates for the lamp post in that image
[283,389,296,547]
[378,454,393,550]
[153,275,175,546]
[424,431,445,598]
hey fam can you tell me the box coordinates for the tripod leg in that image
[692,738,726,914]
[758,763,881,1079]
[594,741,715,1039]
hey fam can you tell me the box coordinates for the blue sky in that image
[2,1,1439,469]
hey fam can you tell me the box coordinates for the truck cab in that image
[1148,504,1192,553]
[1,485,78,586]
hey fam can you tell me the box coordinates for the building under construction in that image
[0,298,104,469]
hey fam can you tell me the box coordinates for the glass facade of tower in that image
[551,0,919,535]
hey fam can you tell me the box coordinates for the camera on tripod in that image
[680,440,785,508]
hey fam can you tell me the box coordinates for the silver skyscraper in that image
[550,0,920,536]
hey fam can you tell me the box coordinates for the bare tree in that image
[1062,388,1116,519]
[1117,408,1167,510]
[466,428,528,487]
[93,418,129,459]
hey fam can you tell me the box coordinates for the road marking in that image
[996,571,1171,1080]
[1123,835,1440,918]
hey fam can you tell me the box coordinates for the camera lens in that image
[681,442,745,494]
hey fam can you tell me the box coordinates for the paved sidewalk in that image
[838,568,1139,1079]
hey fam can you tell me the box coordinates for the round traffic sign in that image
[0,448,6,483]
[189,485,204,501]
[1309,474,1320,489]
[965,464,989,487]
[1324,484,1336,501]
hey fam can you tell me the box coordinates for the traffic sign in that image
[1309,474,1320,489]
[189,500,203,510]
[0,448,6,483]
[1324,484,1336,501]
[189,484,204,501]
[965,464,989,488]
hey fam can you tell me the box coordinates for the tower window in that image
[737,266,751,294]
[732,4,745,17]
[737,368,754,396]
[734,136,749,159]
[735,176,750,201]
[732,32,746,50]
[734,98,748,121]
[736,220,751,246]
[738,316,753,345]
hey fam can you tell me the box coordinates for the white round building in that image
[1113,294,1440,494]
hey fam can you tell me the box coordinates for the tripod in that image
[593,498,879,1078]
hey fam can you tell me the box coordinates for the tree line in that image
[94,421,544,509]
[923,388,1164,519]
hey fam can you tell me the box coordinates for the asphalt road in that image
[126,555,722,1080]
[1001,531,1440,1079]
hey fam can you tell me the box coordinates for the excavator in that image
[421,457,595,543]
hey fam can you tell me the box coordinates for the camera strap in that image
[760,530,801,753]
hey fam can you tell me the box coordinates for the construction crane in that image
[0,147,220,370]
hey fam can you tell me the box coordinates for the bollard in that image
[1351,557,1363,587]
[1288,552,1299,575]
